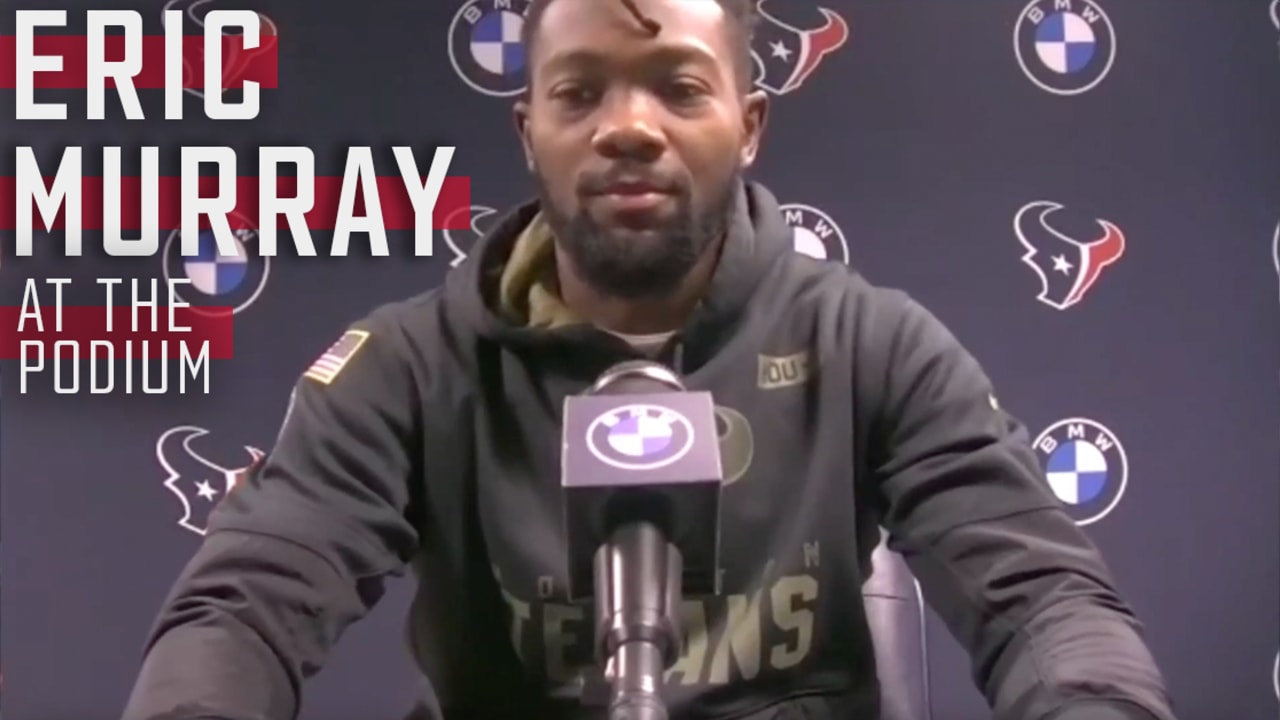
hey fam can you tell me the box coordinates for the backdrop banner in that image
[2,1,1278,718]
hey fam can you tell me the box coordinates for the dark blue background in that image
[2,1,1278,718]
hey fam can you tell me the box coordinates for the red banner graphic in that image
[0,175,473,231]
[1,305,234,359]
[0,35,278,89]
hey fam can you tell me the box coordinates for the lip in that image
[592,189,671,213]
[598,180,667,195]
[588,180,673,213]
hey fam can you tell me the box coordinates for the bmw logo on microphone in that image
[586,404,696,471]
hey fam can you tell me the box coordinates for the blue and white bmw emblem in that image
[586,404,695,471]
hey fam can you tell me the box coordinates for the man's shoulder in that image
[333,285,479,371]
[766,255,974,390]
[350,286,447,334]
[770,252,924,329]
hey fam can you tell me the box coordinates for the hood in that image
[447,180,792,376]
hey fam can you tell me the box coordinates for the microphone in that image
[561,360,724,720]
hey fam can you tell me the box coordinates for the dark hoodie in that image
[122,182,1176,720]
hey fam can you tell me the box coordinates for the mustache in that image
[577,165,685,195]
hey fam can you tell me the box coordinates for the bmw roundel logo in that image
[162,212,270,316]
[781,203,849,265]
[586,404,696,471]
[448,0,533,97]
[1014,0,1116,96]
[1032,417,1128,526]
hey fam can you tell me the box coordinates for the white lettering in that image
[331,147,387,257]
[102,147,160,255]
[394,145,453,257]
[86,10,144,120]
[15,146,82,256]
[180,147,239,257]
[163,10,184,119]
[203,11,261,120]
[98,278,122,331]
[19,341,44,393]
[14,10,67,120]
[258,147,317,256]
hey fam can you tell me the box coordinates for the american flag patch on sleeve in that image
[303,329,370,384]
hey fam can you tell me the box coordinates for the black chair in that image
[862,530,932,720]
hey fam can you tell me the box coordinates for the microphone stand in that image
[593,521,682,720]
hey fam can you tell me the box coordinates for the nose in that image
[591,89,666,163]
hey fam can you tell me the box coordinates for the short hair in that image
[520,0,758,93]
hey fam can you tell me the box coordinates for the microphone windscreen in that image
[589,360,684,395]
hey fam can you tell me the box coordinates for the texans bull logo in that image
[1014,201,1125,310]
[160,0,278,99]
[442,204,499,267]
[751,0,849,95]
[158,425,264,536]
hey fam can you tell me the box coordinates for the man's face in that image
[514,0,767,300]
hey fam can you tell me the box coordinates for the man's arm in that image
[856,291,1176,720]
[122,308,423,720]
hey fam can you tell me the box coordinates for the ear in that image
[738,90,769,168]
[512,99,536,172]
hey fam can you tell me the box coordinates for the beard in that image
[535,165,740,301]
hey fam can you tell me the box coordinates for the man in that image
[122,0,1178,718]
